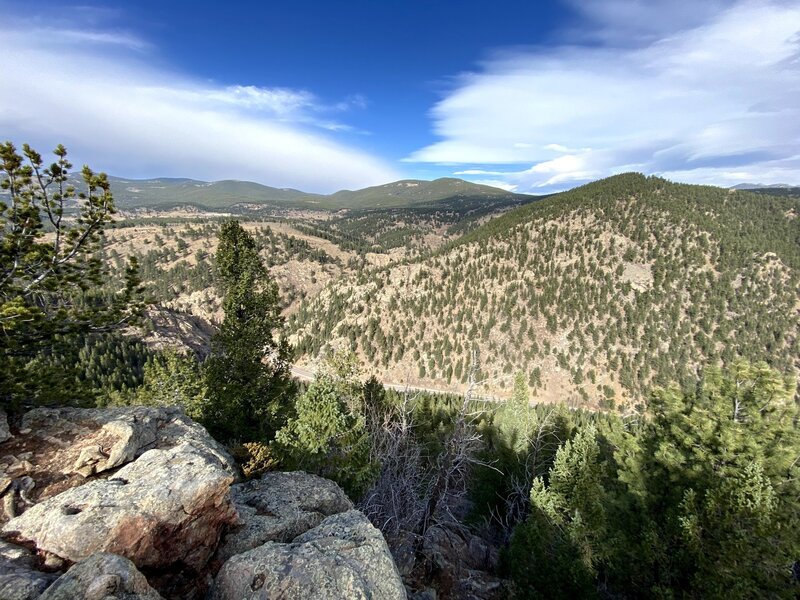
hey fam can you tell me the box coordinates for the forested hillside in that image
[290,173,800,409]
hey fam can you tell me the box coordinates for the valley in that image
[4,141,800,599]
[100,173,800,412]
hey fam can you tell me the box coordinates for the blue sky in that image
[1,1,799,193]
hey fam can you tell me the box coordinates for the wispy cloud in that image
[407,0,800,192]
[0,9,397,192]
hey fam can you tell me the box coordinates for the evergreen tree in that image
[0,142,143,409]
[203,220,293,443]
[134,350,207,420]
[274,351,375,498]
[508,425,604,599]
[507,361,799,598]
[613,360,800,596]
[510,370,530,415]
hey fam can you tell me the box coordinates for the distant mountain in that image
[108,177,324,210]
[104,176,525,211]
[325,178,523,209]
[731,184,800,198]
[730,183,794,190]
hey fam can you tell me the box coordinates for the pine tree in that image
[508,425,604,599]
[274,351,374,498]
[615,360,800,596]
[134,350,207,420]
[203,220,293,443]
[0,142,143,409]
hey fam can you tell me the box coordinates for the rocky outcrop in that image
[421,526,499,575]
[0,407,406,600]
[3,442,237,570]
[19,406,234,479]
[211,509,406,600]
[0,407,239,598]
[417,526,504,600]
[39,553,163,600]
[0,540,57,600]
[0,406,237,520]
[215,471,353,563]
[0,410,11,444]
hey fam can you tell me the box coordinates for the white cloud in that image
[563,0,733,45]
[453,169,510,176]
[0,15,398,193]
[408,0,800,192]
[470,179,519,192]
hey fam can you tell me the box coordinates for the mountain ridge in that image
[105,175,529,211]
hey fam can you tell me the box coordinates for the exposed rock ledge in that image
[0,406,405,599]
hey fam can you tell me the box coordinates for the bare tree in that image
[416,348,491,537]
[359,386,428,539]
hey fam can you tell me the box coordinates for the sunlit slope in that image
[289,173,800,409]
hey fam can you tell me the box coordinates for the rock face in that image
[1,407,239,574]
[0,410,11,444]
[215,471,353,563]
[0,407,406,599]
[39,553,163,600]
[0,540,57,600]
[0,406,237,520]
[3,442,237,570]
[211,509,406,600]
[421,526,499,574]
[418,526,504,600]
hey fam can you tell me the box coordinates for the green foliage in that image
[506,361,800,598]
[274,351,375,499]
[614,360,799,597]
[132,349,207,419]
[203,220,293,443]
[0,142,143,409]
[507,425,605,599]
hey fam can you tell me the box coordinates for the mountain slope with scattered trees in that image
[3,146,799,599]
[290,173,800,409]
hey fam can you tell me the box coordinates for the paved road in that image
[289,365,597,413]
[290,365,500,402]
